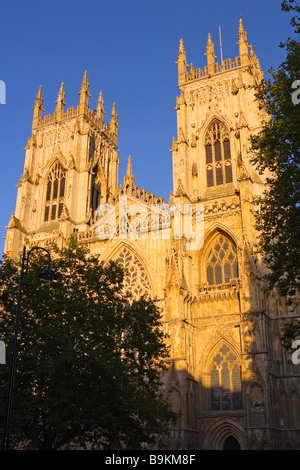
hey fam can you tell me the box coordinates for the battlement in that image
[177,19,262,87]
[32,71,118,146]
[184,56,242,83]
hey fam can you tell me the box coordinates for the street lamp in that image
[2,246,59,450]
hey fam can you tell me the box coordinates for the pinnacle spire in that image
[55,82,66,118]
[111,102,117,117]
[109,102,119,135]
[96,91,105,123]
[32,85,44,127]
[78,70,91,111]
[33,85,43,109]
[80,70,90,94]
[177,38,187,85]
[123,155,135,187]
[205,33,216,72]
[237,18,249,64]
[179,38,185,55]
[56,82,66,104]
[126,155,132,176]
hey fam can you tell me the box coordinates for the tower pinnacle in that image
[55,82,66,119]
[123,155,135,187]
[32,85,44,128]
[78,70,91,112]
[96,91,105,121]
[109,102,119,137]
[237,18,249,65]
[205,33,216,73]
[177,38,187,85]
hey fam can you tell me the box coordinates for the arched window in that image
[210,343,243,411]
[115,247,151,300]
[206,233,238,286]
[44,162,66,222]
[205,120,233,187]
[90,165,101,213]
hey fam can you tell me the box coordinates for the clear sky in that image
[0,0,295,258]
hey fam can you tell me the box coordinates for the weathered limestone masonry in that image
[4,20,300,449]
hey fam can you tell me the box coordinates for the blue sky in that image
[0,0,295,258]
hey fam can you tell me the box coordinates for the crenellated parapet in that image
[177,19,262,87]
[32,71,119,147]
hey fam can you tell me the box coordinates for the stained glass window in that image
[206,234,238,285]
[210,344,243,411]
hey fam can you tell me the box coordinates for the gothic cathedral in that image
[4,20,300,450]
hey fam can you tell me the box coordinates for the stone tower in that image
[4,20,300,450]
[4,71,120,258]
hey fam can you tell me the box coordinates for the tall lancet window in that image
[205,120,233,187]
[210,343,243,411]
[44,162,66,222]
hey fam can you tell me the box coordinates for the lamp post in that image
[2,246,59,450]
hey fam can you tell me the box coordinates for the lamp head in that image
[39,264,59,281]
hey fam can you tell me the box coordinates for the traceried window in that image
[206,234,238,286]
[210,343,243,411]
[205,120,233,187]
[44,162,66,222]
[115,247,151,300]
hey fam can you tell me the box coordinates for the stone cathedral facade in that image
[4,20,300,450]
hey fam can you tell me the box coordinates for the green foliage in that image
[250,1,300,300]
[281,318,300,351]
[0,235,175,449]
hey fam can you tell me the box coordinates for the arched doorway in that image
[223,436,241,450]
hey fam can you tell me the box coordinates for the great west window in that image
[44,162,66,222]
[205,120,233,187]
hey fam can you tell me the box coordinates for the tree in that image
[0,235,175,450]
[250,0,300,301]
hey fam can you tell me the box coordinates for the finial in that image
[56,82,66,105]
[110,102,118,124]
[33,85,43,109]
[109,103,119,137]
[81,70,90,93]
[179,38,185,54]
[205,33,216,71]
[78,70,91,111]
[238,17,247,39]
[55,82,66,118]
[111,102,117,116]
[123,155,135,187]
[96,91,105,120]
[177,38,187,85]
[78,70,91,98]
[32,85,44,127]
[126,155,132,176]
[237,18,249,64]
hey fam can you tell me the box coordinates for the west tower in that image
[4,72,120,258]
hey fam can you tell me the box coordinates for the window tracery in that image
[205,120,233,187]
[115,247,151,300]
[206,234,238,286]
[210,343,243,411]
[44,162,66,222]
